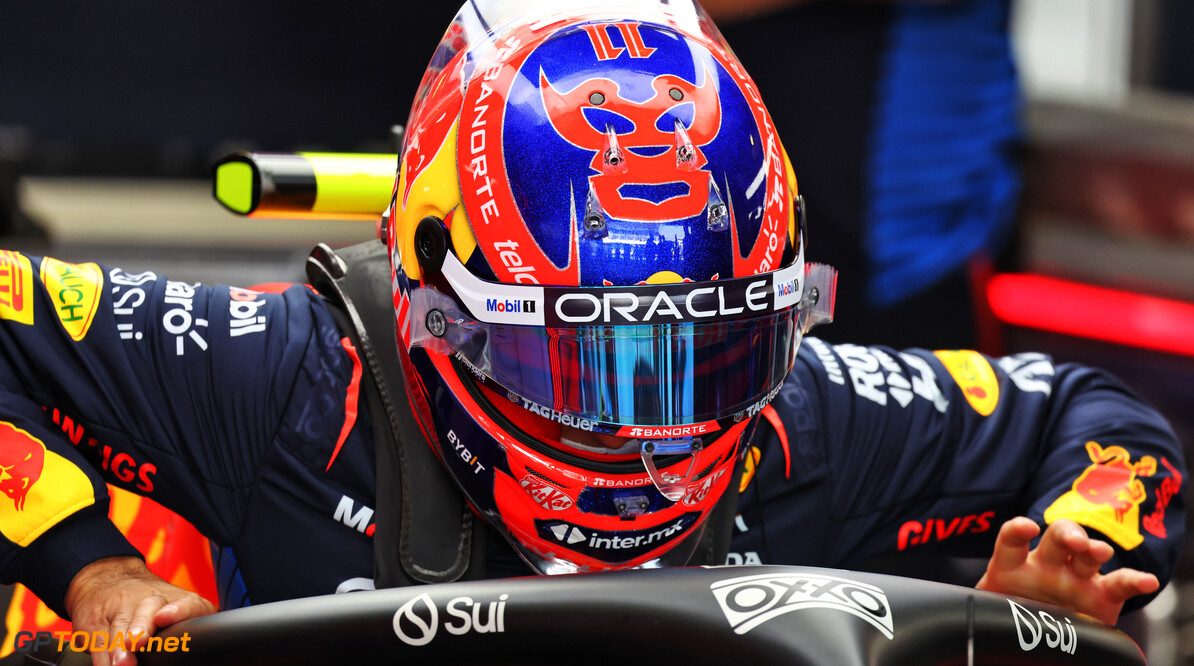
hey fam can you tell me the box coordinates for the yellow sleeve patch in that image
[934,350,1000,416]
[40,257,104,342]
[0,251,35,326]
[1044,441,1156,550]
[0,422,96,547]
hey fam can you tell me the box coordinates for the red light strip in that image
[987,273,1194,357]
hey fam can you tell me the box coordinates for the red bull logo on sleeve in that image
[1044,441,1157,550]
[0,251,34,326]
[40,257,103,342]
[0,422,95,547]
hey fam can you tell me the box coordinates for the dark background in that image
[0,2,459,177]
[2,1,1192,178]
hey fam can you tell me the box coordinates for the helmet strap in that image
[308,241,487,586]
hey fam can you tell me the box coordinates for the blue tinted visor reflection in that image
[453,308,800,427]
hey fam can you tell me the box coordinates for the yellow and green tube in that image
[213,152,397,220]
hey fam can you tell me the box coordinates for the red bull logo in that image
[1044,441,1156,550]
[0,251,34,325]
[400,52,465,211]
[0,421,94,547]
[0,423,45,511]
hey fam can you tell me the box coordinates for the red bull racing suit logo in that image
[0,424,44,512]
[0,421,94,547]
[1044,441,1157,549]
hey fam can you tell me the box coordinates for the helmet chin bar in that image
[640,437,703,501]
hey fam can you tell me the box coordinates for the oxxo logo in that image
[392,593,509,647]
[1008,599,1077,656]
[710,573,894,639]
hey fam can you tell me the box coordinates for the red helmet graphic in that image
[539,63,722,223]
[387,0,835,574]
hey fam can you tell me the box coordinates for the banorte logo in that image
[1044,441,1157,550]
[0,421,95,547]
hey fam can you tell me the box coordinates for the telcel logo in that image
[1008,599,1077,656]
[393,593,508,647]
[710,573,894,639]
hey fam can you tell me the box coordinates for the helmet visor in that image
[461,312,797,429]
[409,253,835,431]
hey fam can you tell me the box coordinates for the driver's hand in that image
[976,516,1159,625]
[65,556,216,666]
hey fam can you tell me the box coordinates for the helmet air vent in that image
[584,182,609,239]
[674,118,696,172]
[602,124,628,175]
[706,178,728,232]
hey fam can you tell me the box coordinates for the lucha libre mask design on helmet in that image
[387,0,835,574]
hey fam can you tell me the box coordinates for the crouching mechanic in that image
[0,1,1185,664]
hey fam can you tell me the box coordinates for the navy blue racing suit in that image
[0,251,1184,617]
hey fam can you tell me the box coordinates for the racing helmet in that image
[387,0,835,574]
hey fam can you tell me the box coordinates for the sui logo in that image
[393,594,438,646]
[1008,599,1077,656]
[392,592,509,647]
